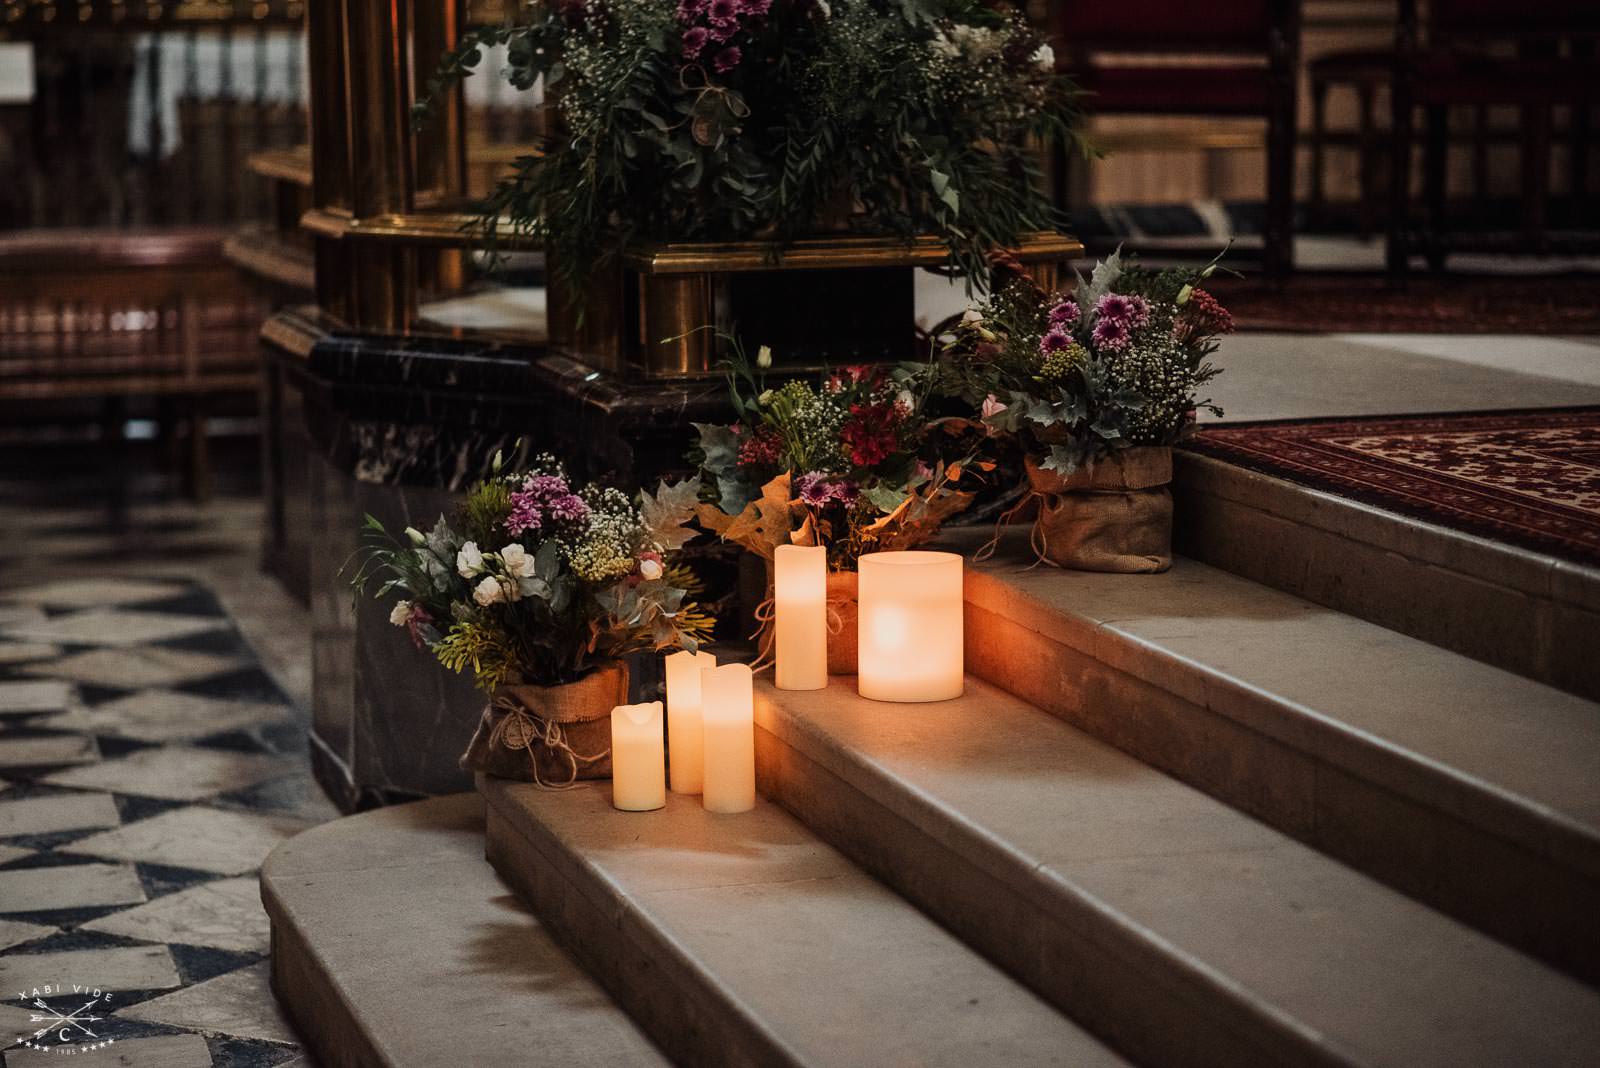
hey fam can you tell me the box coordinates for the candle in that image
[664,649,716,794]
[775,544,828,691]
[700,663,755,814]
[610,701,666,812]
[857,550,964,703]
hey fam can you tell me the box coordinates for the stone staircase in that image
[262,474,1600,1067]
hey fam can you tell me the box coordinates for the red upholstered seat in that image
[1075,65,1274,116]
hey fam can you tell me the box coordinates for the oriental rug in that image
[1185,408,1600,566]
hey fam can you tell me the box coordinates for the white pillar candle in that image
[700,663,755,814]
[664,649,716,794]
[775,543,828,691]
[857,550,964,703]
[610,701,666,812]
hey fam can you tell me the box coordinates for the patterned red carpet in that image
[1186,408,1600,565]
[1208,274,1600,334]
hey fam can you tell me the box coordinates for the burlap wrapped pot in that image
[1024,447,1173,574]
[460,659,629,787]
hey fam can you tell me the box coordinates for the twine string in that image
[487,692,610,791]
[749,583,854,675]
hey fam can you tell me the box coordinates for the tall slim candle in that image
[664,649,716,794]
[610,701,666,812]
[700,663,755,814]
[775,544,827,690]
[857,550,964,703]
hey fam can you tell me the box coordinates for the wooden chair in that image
[1046,0,1302,278]
[1388,0,1599,278]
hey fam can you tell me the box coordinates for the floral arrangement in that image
[938,252,1234,474]
[349,454,713,690]
[419,0,1085,295]
[693,342,982,568]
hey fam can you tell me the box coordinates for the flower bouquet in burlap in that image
[349,453,712,786]
[692,341,985,673]
[936,251,1234,573]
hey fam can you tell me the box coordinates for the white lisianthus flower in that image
[472,576,505,606]
[389,600,412,626]
[1032,43,1055,71]
[501,543,537,578]
[756,344,773,369]
[456,541,484,578]
[639,557,664,581]
[404,526,427,546]
[1176,284,1194,306]
[758,388,775,407]
[961,308,983,323]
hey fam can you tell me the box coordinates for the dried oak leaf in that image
[694,472,800,561]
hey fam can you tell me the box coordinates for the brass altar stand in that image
[259,0,1081,809]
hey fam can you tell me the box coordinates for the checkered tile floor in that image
[0,578,334,1067]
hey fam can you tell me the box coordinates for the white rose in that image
[639,557,664,581]
[1032,43,1055,71]
[472,576,505,606]
[501,543,537,578]
[456,541,484,578]
[389,600,411,626]
[756,344,773,369]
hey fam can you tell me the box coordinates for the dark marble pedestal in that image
[261,307,726,810]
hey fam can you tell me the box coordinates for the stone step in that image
[754,676,1600,1068]
[1173,449,1600,701]
[950,527,1600,984]
[259,794,668,1068]
[478,775,1130,1068]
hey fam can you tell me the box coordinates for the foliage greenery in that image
[417,0,1087,299]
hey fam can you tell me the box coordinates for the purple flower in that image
[1091,317,1131,353]
[682,25,709,58]
[676,0,705,18]
[712,45,742,72]
[1048,300,1079,326]
[1039,327,1073,354]
[794,473,858,507]
[1094,293,1150,330]
[743,0,771,13]
[708,0,739,21]
[549,494,589,522]
[505,472,589,537]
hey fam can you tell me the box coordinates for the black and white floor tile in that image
[0,578,334,1067]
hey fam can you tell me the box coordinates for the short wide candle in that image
[775,544,827,691]
[700,663,755,814]
[610,701,666,812]
[857,550,964,703]
[664,649,716,794]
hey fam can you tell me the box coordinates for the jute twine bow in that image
[749,585,852,675]
[972,489,1055,570]
[487,692,610,791]
[677,65,751,146]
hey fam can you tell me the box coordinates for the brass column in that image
[304,0,468,332]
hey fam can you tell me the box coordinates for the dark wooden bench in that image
[0,228,267,499]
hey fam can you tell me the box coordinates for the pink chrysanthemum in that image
[682,25,710,57]
[1091,317,1131,353]
[1047,300,1079,326]
[712,45,742,72]
[1094,293,1150,330]
[1039,327,1073,354]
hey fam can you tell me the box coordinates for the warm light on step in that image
[775,544,827,691]
[664,649,716,794]
[610,701,666,812]
[858,550,964,703]
[701,663,756,813]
